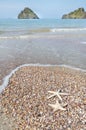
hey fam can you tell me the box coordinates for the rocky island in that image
[62,8,86,19]
[18,7,39,19]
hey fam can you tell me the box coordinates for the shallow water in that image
[0,19,86,86]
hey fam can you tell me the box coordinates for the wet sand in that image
[0,66,86,130]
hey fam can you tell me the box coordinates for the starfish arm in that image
[56,94,62,101]
[48,91,62,100]
[48,103,58,112]
[53,108,59,112]
[48,90,69,101]
[48,90,69,95]
[48,91,56,94]
[47,94,56,99]
[59,92,69,95]
[56,100,66,111]
[48,100,66,112]
[59,107,66,111]
[48,103,55,108]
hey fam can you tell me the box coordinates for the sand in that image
[0,66,86,130]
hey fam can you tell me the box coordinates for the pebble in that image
[0,66,86,130]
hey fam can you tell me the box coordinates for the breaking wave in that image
[50,28,86,32]
[81,42,86,45]
[0,35,30,39]
[0,27,86,40]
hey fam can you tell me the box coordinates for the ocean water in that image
[0,19,86,90]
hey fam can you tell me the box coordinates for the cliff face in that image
[18,7,39,19]
[62,8,86,19]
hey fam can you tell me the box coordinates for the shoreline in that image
[0,65,86,129]
[0,63,86,94]
[0,19,86,129]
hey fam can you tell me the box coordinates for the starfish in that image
[47,89,69,101]
[48,100,66,112]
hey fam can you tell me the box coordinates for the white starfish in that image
[48,100,66,112]
[47,90,69,101]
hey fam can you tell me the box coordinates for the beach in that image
[0,66,86,130]
[0,19,86,129]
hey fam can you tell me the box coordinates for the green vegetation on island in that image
[62,8,86,19]
[18,7,39,19]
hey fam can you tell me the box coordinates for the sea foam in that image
[81,42,86,45]
[0,35,30,40]
[50,28,86,32]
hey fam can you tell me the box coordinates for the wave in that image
[26,27,86,33]
[81,42,86,45]
[0,63,86,94]
[0,34,50,40]
[50,28,86,32]
[0,27,86,40]
[0,35,31,40]
[58,64,86,72]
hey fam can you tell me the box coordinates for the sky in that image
[0,0,86,18]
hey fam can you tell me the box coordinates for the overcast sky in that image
[0,0,86,18]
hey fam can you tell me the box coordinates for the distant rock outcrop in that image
[62,8,86,19]
[18,7,39,19]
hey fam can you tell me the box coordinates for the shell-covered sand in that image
[0,66,86,130]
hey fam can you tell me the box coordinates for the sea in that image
[0,19,86,92]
